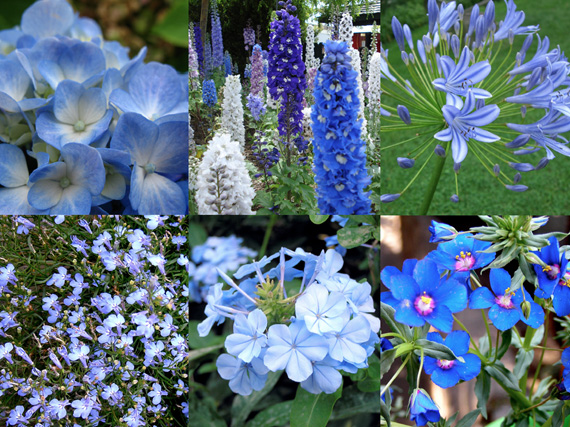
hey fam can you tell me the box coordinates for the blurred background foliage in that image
[0,0,187,71]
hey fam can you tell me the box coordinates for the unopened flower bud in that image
[397,105,411,124]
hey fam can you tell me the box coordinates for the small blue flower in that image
[423,330,481,388]
[469,268,545,330]
[295,283,349,335]
[380,258,467,333]
[300,356,342,394]
[326,315,370,364]
[434,90,500,164]
[493,0,539,42]
[225,309,267,363]
[562,348,570,391]
[409,389,441,426]
[216,353,269,396]
[533,236,568,297]
[264,319,329,382]
[7,405,30,426]
[428,220,457,243]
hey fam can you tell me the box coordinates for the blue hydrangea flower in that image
[110,62,187,121]
[381,258,467,333]
[264,319,329,382]
[469,268,545,330]
[426,233,495,277]
[225,309,267,363]
[110,112,187,214]
[35,80,113,149]
[216,353,269,396]
[434,90,501,164]
[423,330,481,388]
[409,389,441,426]
[312,40,372,214]
[27,143,106,214]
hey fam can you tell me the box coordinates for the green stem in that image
[380,353,412,398]
[419,141,448,214]
[531,312,549,394]
[258,216,277,258]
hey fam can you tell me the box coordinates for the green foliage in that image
[290,385,343,427]
[151,0,189,46]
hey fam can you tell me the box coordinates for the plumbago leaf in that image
[230,371,282,427]
[290,384,343,427]
[330,385,380,420]
[309,215,330,224]
[337,225,375,248]
[245,401,293,427]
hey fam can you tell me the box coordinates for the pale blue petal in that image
[53,80,83,124]
[264,346,291,372]
[0,186,48,214]
[152,120,188,173]
[216,353,239,380]
[0,144,28,187]
[79,88,107,124]
[21,0,74,39]
[49,185,92,214]
[28,161,67,184]
[38,60,64,91]
[27,179,63,210]
[286,350,313,382]
[111,112,159,165]
[61,143,105,195]
[474,128,501,143]
[131,171,186,214]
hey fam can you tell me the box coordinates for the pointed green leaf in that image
[246,401,293,427]
[290,383,343,427]
[231,371,282,427]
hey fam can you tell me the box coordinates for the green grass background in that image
[381,0,570,214]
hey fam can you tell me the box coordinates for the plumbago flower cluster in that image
[198,246,380,396]
[0,0,188,215]
[381,216,570,427]
[381,0,570,212]
[0,215,189,426]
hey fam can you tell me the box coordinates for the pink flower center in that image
[436,359,455,370]
[454,251,475,271]
[495,293,514,309]
[414,292,435,315]
[543,264,560,281]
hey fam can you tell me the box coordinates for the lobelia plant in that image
[381,216,570,427]
[381,0,570,213]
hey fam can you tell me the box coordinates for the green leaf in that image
[380,399,391,427]
[254,190,274,209]
[380,302,413,341]
[309,215,330,224]
[188,222,208,247]
[357,358,380,393]
[331,386,380,420]
[513,348,534,379]
[290,384,342,427]
[485,361,521,392]
[414,339,464,362]
[380,349,396,380]
[337,225,375,248]
[474,371,490,419]
[188,320,226,349]
[231,371,282,427]
[188,344,223,362]
[151,0,189,46]
[496,329,512,360]
[530,325,545,348]
[246,401,293,427]
[455,409,481,427]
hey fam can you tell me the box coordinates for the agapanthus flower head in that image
[381,258,467,332]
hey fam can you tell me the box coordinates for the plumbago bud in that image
[196,133,255,214]
[221,75,245,149]
[312,40,372,214]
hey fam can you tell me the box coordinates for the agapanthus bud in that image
[509,162,534,172]
[434,144,446,157]
[535,157,549,170]
[381,193,401,203]
[401,51,409,65]
[493,164,500,176]
[422,35,432,54]
[457,4,464,20]
[513,173,522,184]
[468,5,479,37]
[508,28,514,45]
[427,0,439,34]
[484,1,495,30]
[397,105,411,124]
[450,194,459,203]
[392,16,405,52]
[475,15,487,49]
[397,157,415,168]
[505,134,530,148]
[403,24,413,51]
[417,39,427,63]
[506,184,527,192]
[450,34,460,58]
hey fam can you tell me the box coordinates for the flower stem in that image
[380,352,412,398]
[420,141,448,214]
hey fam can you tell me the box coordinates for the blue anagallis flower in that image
[428,220,458,243]
[380,258,467,333]
[409,389,440,426]
[469,268,545,330]
[426,233,495,277]
[434,90,500,164]
[562,348,570,392]
[433,46,492,100]
[423,330,481,388]
[533,236,570,316]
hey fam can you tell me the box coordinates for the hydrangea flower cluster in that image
[267,0,307,161]
[312,40,372,214]
[195,133,255,214]
[221,76,245,149]
[381,0,570,209]
[0,215,188,426]
[187,236,257,302]
[200,247,379,395]
[0,0,188,215]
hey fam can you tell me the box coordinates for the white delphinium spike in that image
[302,107,313,140]
[305,25,318,69]
[368,52,381,113]
[266,84,279,110]
[339,11,353,45]
[196,133,255,214]
[221,75,245,149]
[348,47,368,141]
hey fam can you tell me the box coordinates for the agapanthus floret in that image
[380,258,467,333]
[434,90,500,164]
[493,0,539,41]
[426,233,495,277]
[469,268,545,330]
[423,330,481,388]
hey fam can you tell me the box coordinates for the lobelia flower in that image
[221,75,245,149]
[423,330,481,388]
[409,389,441,426]
[533,236,570,316]
[469,268,545,330]
[380,258,467,333]
[312,40,372,214]
[110,112,188,214]
[195,133,255,215]
[434,90,500,164]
